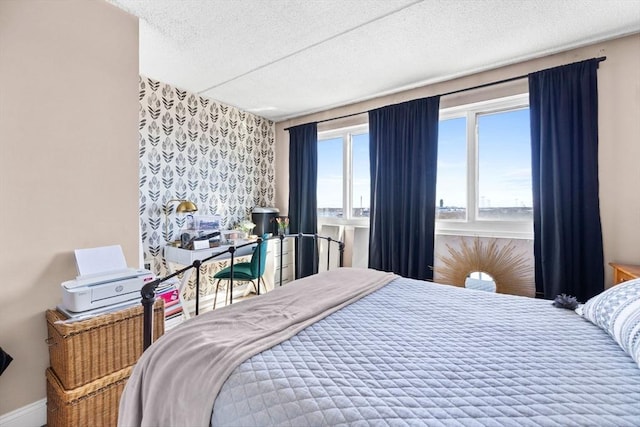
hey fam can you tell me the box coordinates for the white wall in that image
[275,34,640,287]
[0,0,139,414]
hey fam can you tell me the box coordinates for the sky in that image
[317,108,532,210]
[437,108,532,208]
[317,132,370,209]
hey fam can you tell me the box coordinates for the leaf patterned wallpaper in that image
[139,76,276,275]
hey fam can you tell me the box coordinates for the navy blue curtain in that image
[368,96,440,280]
[529,58,604,302]
[288,122,318,278]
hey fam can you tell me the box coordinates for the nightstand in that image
[609,263,640,285]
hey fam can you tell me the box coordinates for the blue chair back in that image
[250,234,269,277]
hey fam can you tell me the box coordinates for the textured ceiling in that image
[109,0,640,122]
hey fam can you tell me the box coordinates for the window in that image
[436,94,533,238]
[317,125,370,222]
[351,133,370,218]
[317,137,343,217]
[435,117,467,220]
[477,108,532,221]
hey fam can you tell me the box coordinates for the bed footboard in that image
[141,233,344,350]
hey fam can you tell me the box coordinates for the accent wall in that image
[138,77,276,281]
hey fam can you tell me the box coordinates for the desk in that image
[164,243,257,317]
[164,244,254,266]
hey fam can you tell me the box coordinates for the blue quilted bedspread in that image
[212,277,640,426]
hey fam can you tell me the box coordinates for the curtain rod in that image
[285,56,606,131]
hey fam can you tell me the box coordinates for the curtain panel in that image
[529,58,604,302]
[368,96,440,280]
[288,122,318,278]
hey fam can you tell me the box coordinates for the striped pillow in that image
[580,278,640,367]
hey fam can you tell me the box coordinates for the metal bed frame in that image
[141,233,345,350]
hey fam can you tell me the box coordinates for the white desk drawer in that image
[273,274,291,286]
[273,251,291,266]
[273,239,291,251]
[274,264,291,280]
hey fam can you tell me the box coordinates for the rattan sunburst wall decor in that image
[434,237,533,295]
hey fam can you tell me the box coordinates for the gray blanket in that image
[212,276,640,426]
[118,268,397,426]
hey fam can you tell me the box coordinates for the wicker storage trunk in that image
[46,366,131,427]
[46,302,164,389]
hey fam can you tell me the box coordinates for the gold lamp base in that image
[164,199,198,244]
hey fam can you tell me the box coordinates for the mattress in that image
[212,277,640,426]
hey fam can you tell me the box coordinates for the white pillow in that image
[580,278,640,367]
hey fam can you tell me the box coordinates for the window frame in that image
[317,124,370,227]
[435,93,533,239]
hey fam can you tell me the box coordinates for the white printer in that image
[60,245,154,313]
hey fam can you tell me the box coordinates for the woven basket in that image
[46,302,164,389]
[46,366,130,427]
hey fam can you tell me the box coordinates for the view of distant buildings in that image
[436,206,533,221]
[318,207,370,218]
[318,206,532,221]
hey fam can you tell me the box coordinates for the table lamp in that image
[164,199,198,243]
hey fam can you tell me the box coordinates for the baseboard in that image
[0,398,46,427]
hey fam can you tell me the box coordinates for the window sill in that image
[318,217,370,228]
[435,222,533,240]
[317,219,532,240]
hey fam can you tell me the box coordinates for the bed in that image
[119,268,640,426]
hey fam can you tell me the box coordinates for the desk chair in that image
[213,235,268,308]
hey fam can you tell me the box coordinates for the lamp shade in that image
[175,200,198,214]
